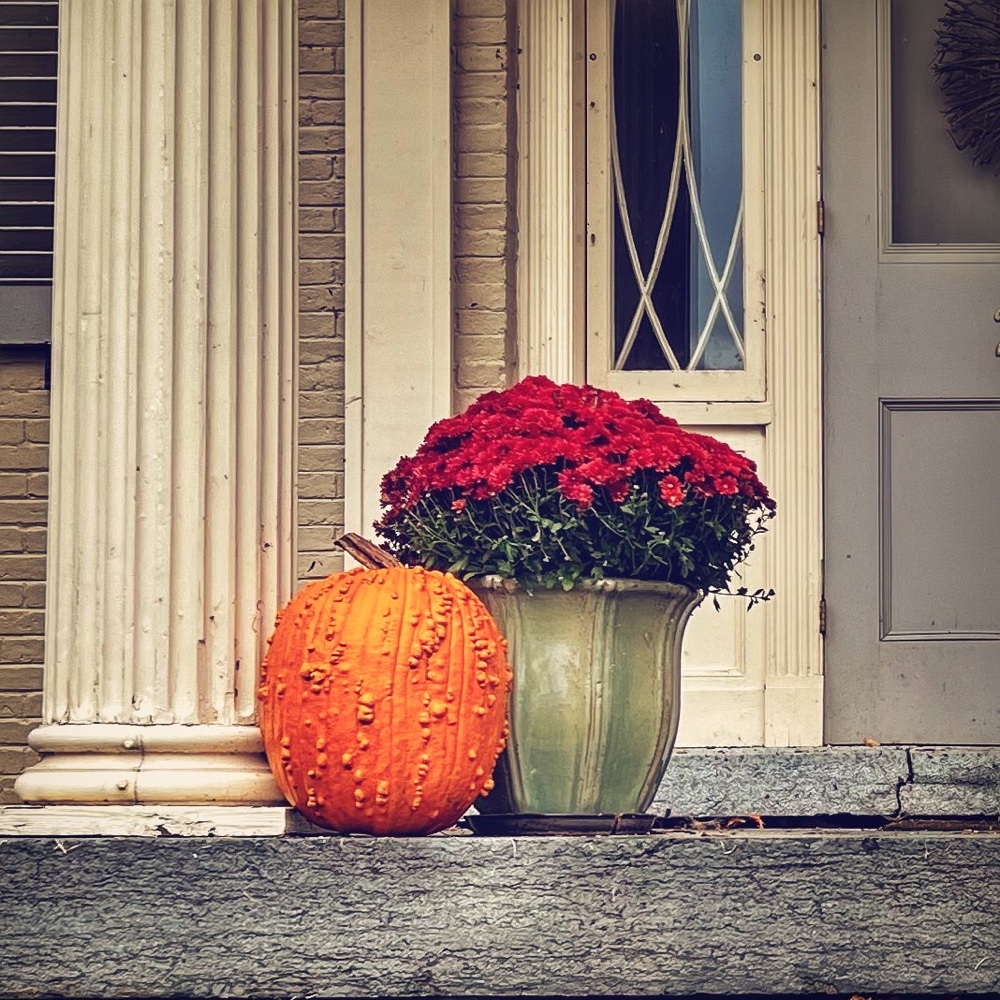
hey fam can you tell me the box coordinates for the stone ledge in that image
[0,830,997,998]
[656,746,1000,818]
[3,746,998,836]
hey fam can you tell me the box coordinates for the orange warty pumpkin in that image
[257,564,512,835]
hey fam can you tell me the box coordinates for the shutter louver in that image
[0,0,58,286]
[0,0,57,343]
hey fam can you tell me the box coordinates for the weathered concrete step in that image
[1,830,997,998]
[655,745,1000,818]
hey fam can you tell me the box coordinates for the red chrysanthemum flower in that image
[659,474,686,508]
[375,377,775,595]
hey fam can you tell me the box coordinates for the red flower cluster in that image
[379,376,774,519]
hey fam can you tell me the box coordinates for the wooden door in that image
[823,0,1000,743]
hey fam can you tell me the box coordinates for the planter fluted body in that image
[470,576,703,816]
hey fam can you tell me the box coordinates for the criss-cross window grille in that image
[586,0,765,402]
[0,0,58,344]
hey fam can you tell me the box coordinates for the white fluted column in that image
[16,0,296,805]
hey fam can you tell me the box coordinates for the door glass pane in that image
[890,0,1000,246]
[611,0,745,371]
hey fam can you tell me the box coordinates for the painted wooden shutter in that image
[0,0,58,343]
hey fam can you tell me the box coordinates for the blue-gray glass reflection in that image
[611,0,744,372]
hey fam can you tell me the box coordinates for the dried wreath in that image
[934,0,1000,171]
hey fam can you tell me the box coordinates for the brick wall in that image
[453,0,517,414]
[0,346,48,802]
[298,0,346,584]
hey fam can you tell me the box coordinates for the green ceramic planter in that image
[469,576,703,816]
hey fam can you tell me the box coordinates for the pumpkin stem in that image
[334,532,402,569]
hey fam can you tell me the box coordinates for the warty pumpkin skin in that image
[257,565,511,835]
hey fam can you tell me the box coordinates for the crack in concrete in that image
[893,748,916,817]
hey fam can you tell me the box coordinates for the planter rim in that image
[472,574,703,601]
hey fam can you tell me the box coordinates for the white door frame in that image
[516,0,824,746]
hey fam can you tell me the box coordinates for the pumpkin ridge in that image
[330,569,369,817]
[415,567,449,828]
[352,567,389,824]
[302,577,338,812]
[397,566,427,830]
[447,579,473,809]
[332,568,365,815]
[382,566,410,832]
[299,575,335,816]
[331,570,363,820]
[423,571,453,818]
[292,575,322,805]
[474,587,510,797]
[414,569,447,828]
[378,567,400,832]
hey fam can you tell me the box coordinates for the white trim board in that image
[345,0,453,543]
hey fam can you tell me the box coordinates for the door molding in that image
[514,0,586,384]
[760,0,823,745]
[878,397,1000,643]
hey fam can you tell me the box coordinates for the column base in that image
[14,724,285,806]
